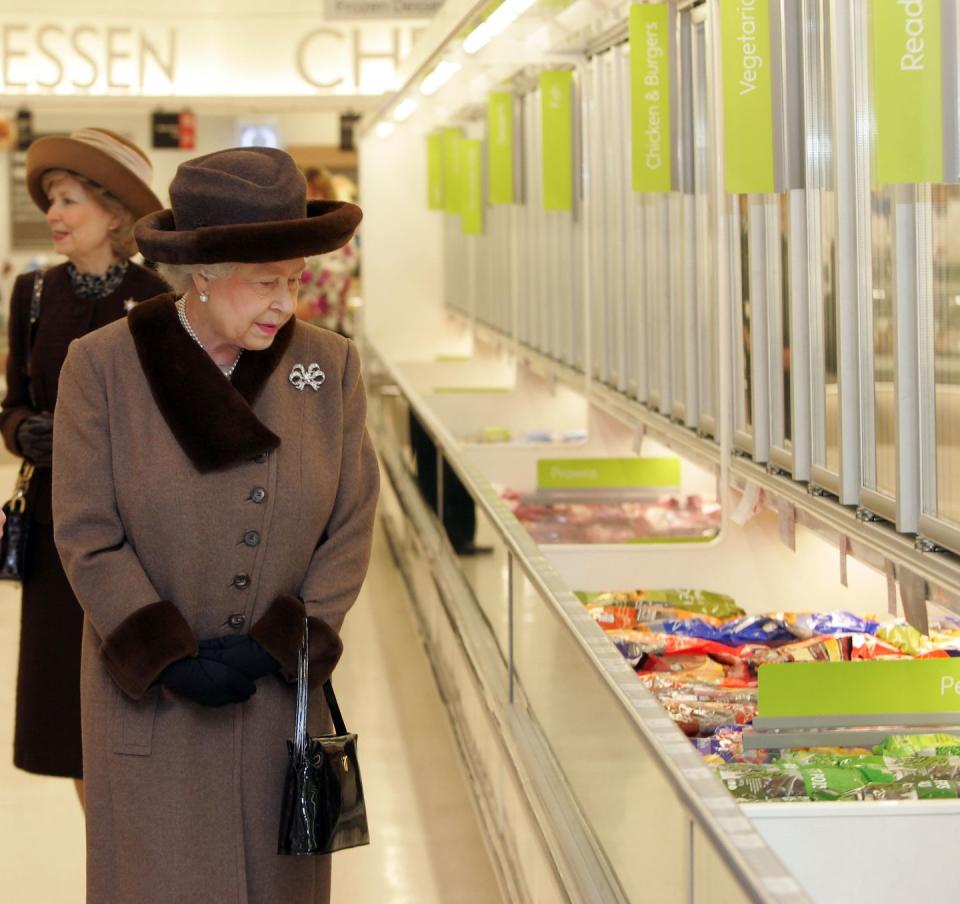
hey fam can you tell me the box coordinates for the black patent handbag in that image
[0,461,34,581]
[278,619,369,856]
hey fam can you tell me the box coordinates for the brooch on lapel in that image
[289,363,326,391]
[123,298,137,313]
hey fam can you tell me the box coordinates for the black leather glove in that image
[197,635,281,682]
[16,412,53,467]
[158,656,256,706]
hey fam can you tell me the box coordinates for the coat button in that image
[243,530,260,547]
[227,613,246,629]
[251,487,267,504]
[253,452,268,464]
[233,573,251,589]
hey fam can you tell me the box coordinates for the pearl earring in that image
[199,290,209,304]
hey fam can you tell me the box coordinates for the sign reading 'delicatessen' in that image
[718,0,775,194]
[871,0,943,185]
[0,19,423,95]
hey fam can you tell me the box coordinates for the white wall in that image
[359,126,463,361]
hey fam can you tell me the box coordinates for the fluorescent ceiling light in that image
[375,122,396,139]
[463,0,537,55]
[393,98,418,121]
[420,60,461,96]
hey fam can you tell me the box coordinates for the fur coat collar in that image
[127,295,295,472]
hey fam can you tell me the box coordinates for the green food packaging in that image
[877,734,960,758]
[576,589,744,619]
[916,780,959,799]
[799,767,867,801]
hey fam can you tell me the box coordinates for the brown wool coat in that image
[52,296,379,904]
[0,261,169,778]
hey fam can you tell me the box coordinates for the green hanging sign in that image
[442,127,464,215]
[759,660,960,719]
[540,70,574,212]
[871,0,943,185]
[462,139,484,235]
[427,132,444,210]
[488,92,515,205]
[630,3,672,192]
[718,0,775,194]
[537,457,681,490]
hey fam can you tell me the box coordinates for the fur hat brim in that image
[134,200,362,264]
[27,134,163,220]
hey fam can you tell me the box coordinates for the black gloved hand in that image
[16,412,53,467]
[158,655,256,706]
[197,635,281,682]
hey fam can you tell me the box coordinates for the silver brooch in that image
[123,298,137,312]
[289,363,326,391]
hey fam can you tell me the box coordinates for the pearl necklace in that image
[176,298,243,378]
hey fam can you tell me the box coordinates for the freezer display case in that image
[366,340,960,904]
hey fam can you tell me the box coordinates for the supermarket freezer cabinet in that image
[363,340,960,904]
[364,342,807,903]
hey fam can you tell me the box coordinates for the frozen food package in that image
[716,765,808,802]
[631,589,744,619]
[875,623,931,657]
[777,635,852,662]
[776,612,879,640]
[843,781,960,801]
[878,734,960,758]
[658,699,757,737]
[586,605,641,631]
[776,752,845,768]
[576,589,743,619]
[848,634,908,660]
[660,615,795,647]
[799,766,868,801]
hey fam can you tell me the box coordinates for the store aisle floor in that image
[0,459,503,903]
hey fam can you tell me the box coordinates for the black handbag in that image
[278,619,369,855]
[0,270,44,582]
[0,461,34,580]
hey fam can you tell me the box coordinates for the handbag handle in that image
[26,270,44,411]
[293,618,348,756]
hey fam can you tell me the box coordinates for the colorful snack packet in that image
[777,635,851,662]
[776,612,879,640]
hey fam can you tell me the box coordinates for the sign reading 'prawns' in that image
[718,0,775,194]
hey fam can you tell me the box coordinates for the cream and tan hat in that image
[27,127,163,219]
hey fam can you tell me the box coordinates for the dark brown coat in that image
[53,296,379,903]
[0,261,168,777]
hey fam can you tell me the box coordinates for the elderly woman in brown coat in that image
[0,128,166,795]
[52,147,378,903]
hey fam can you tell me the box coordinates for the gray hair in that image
[155,262,240,295]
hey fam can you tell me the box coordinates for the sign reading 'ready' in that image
[871,0,944,185]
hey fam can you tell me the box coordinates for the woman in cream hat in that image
[0,128,167,800]
[53,146,377,902]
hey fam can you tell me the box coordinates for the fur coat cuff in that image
[250,594,343,687]
[100,601,199,700]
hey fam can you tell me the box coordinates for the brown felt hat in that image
[27,128,163,219]
[134,146,362,265]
